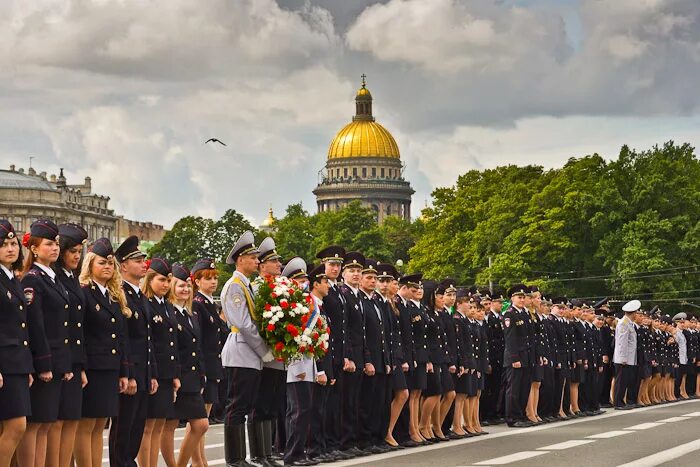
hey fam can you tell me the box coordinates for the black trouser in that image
[482,364,503,420]
[600,363,613,405]
[505,365,531,423]
[225,367,261,425]
[359,372,388,447]
[324,363,343,451]
[284,382,313,464]
[308,381,330,456]
[613,364,636,407]
[340,370,362,450]
[627,365,640,404]
[538,365,555,417]
[109,390,148,467]
[251,367,286,422]
[581,368,595,411]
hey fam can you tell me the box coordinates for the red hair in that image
[192,268,219,292]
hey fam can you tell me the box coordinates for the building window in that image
[381,168,385,178]
[344,168,348,178]
[336,169,340,178]
[386,205,391,216]
[362,167,367,178]
[353,168,357,177]
[372,167,376,177]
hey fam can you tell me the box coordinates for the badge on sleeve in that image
[24,288,34,305]
[504,318,510,328]
[7,290,11,300]
[233,293,242,305]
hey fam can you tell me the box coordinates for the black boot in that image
[262,420,283,467]
[225,424,254,467]
[249,421,279,467]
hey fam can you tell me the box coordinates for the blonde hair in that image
[168,276,193,316]
[79,251,132,319]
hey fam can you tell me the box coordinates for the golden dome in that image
[328,120,400,159]
[261,206,275,226]
[327,74,400,159]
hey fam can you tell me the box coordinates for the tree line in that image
[150,141,700,311]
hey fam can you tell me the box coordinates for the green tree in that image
[149,216,213,265]
[273,203,316,263]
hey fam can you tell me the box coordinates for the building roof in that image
[0,170,57,191]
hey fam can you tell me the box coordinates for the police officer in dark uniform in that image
[357,259,391,454]
[502,284,532,427]
[338,251,367,457]
[0,219,32,464]
[55,223,88,467]
[140,258,179,467]
[110,235,157,467]
[19,219,72,467]
[313,246,349,461]
[483,290,505,424]
[77,238,132,467]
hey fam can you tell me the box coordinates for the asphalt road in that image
[101,399,700,466]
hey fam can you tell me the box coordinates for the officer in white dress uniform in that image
[613,300,639,410]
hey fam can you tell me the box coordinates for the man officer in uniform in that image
[221,231,275,467]
[503,284,533,427]
[110,236,158,467]
[613,299,639,410]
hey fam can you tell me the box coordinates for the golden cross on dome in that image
[361,73,367,87]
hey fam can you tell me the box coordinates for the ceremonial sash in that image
[229,276,257,334]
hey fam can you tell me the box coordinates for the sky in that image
[1,0,699,228]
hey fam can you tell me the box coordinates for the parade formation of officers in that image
[1,221,699,467]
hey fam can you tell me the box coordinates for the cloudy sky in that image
[1,0,699,228]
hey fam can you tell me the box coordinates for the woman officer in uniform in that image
[0,220,32,466]
[75,238,131,467]
[191,258,221,465]
[138,259,179,467]
[18,219,73,467]
[55,223,88,467]
[168,263,208,467]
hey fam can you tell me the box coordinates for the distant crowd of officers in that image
[1,221,699,467]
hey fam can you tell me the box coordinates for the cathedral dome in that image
[327,75,400,160]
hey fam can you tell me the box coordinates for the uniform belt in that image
[230,326,239,333]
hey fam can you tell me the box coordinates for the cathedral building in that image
[313,76,414,223]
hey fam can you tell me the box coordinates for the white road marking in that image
[655,416,690,423]
[586,430,632,439]
[681,411,700,417]
[538,439,596,450]
[101,442,225,463]
[474,451,548,465]
[624,422,664,430]
[615,438,700,467]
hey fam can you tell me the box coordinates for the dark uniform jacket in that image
[454,313,475,370]
[359,290,389,372]
[394,296,414,367]
[411,302,429,364]
[502,306,529,368]
[474,320,490,373]
[341,285,365,365]
[374,292,398,375]
[82,281,130,378]
[149,297,180,379]
[486,310,504,368]
[440,308,459,368]
[56,270,86,371]
[0,269,33,374]
[193,292,224,382]
[573,319,589,364]
[123,281,157,387]
[174,307,205,393]
[22,264,72,374]
[322,282,346,368]
[427,309,449,366]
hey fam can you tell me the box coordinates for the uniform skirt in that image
[28,378,62,423]
[640,363,653,379]
[465,371,478,397]
[175,392,208,420]
[391,367,408,391]
[424,365,442,397]
[571,365,585,383]
[58,365,83,420]
[148,378,175,419]
[82,369,119,418]
[532,364,545,383]
[407,363,427,391]
[0,373,31,420]
[203,379,220,405]
[453,373,468,395]
[440,364,455,392]
[476,370,485,391]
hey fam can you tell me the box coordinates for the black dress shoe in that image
[400,440,419,448]
[348,447,368,456]
[331,450,352,460]
[285,459,315,466]
[512,420,534,428]
[493,418,506,425]
[436,436,450,442]
[481,420,491,426]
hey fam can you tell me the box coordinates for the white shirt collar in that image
[345,284,359,295]
[410,299,421,307]
[34,262,56,281]
[154,295,165,305]
[1,264,14,280]
[95,281,108,296]
[125,280,141,295]
[173,303,187,314]
[62,268,74,278]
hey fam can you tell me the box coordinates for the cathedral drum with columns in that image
[313,76,414,224]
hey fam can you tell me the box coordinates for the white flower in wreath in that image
[303,328,312,336]
[293,335,302,344]
[263,311,273,319]
[275,311,284,319]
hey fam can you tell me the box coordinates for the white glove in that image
[262,351,274,363]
